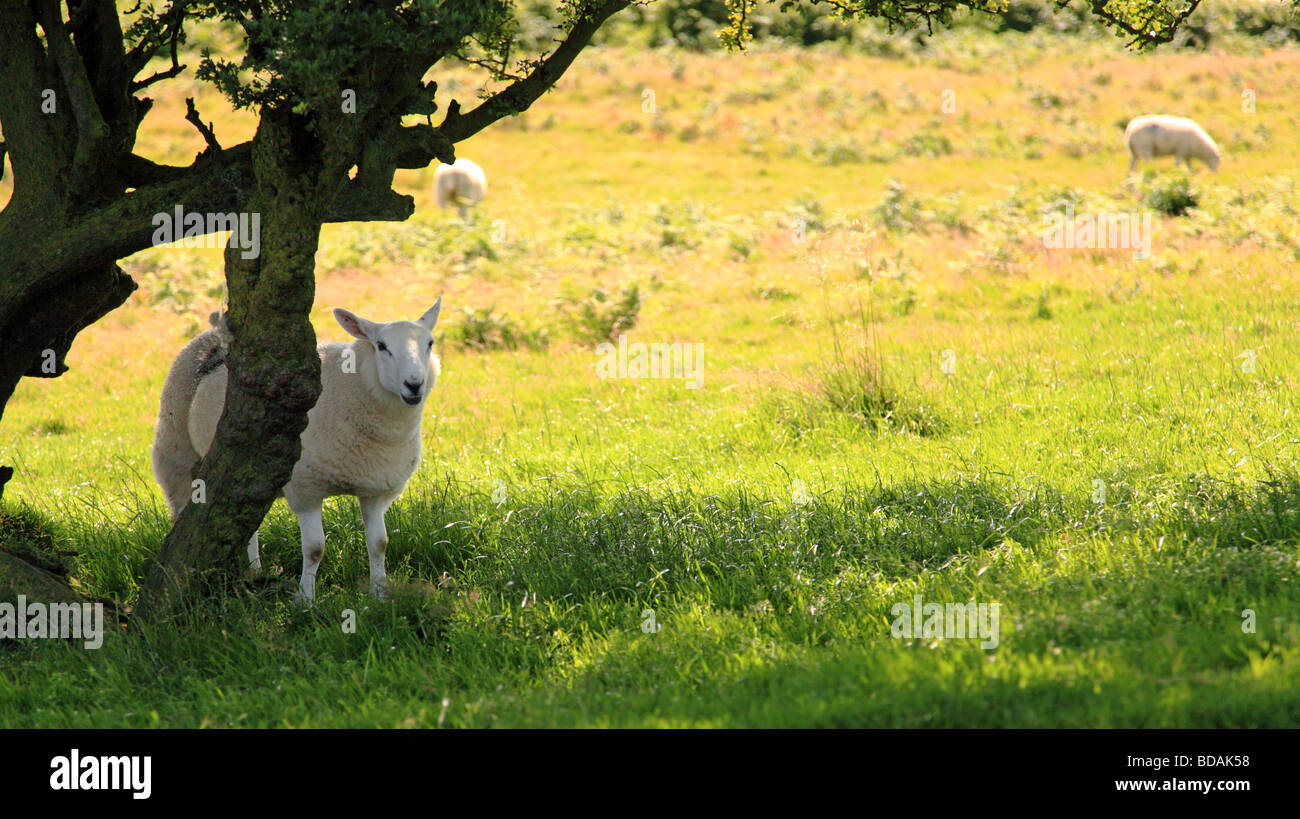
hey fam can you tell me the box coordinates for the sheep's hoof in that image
[293,589,316,607]
[369,578,391,601]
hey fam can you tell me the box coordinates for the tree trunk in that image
[133,109,347,623]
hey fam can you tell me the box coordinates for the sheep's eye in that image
[377,342,388,353]
[427,340,434,349]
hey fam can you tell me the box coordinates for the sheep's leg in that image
[247,530,261,572]
[360,495,395,600]
[294,506,326,604]
[1128,154,1137,174]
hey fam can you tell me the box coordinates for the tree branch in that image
[330,179,414,222]
[130,7,185,92]
[1084,0,1203,45]
[184,97,222,155]
[6,141,411,303]
[436,0,631,145]
[124,0,190,78]
[390,122,456,169]
[131,61,186,93]
[36,0,111,170]
[121,150,191,186]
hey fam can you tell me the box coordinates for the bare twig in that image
[184,97,222,156]
[131,62,186,93]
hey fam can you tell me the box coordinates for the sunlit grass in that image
[3,30,1300,726]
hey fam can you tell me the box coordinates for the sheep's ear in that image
[417,296,443,331]
[334,308,378,340]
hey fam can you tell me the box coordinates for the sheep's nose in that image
[403,379,423,393]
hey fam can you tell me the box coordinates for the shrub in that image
[874,178,924,233]
[1143,174,1200,216]
[453,307,549,352]
[564,285,643,343]
[788,192,826,232]
[773,300,943,437]
[898,131,954,158]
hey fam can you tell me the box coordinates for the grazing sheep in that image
[152,298,443,603]
[434,158,487,219]
[1125,115,1220,173]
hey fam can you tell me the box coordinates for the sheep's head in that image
[334,297,442,407]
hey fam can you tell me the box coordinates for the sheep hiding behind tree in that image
[152,299,443,603]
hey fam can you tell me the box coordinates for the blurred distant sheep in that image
[1125,115,1220,173]
[435,158,487,219]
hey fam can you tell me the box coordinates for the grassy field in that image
[3,21,1300,727]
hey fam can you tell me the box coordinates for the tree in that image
[713,0,1211,48]
[0,0,1211,621]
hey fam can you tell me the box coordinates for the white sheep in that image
[151,298,443,603]
[1124,115,1220,173]
[434,158,487,219]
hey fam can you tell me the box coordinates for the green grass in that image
[3,25,1300,727]
[6,478,1300,727]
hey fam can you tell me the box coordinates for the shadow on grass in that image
[43,469,1300,616]
[308,470,1300,615]
[4,471,1300,726]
